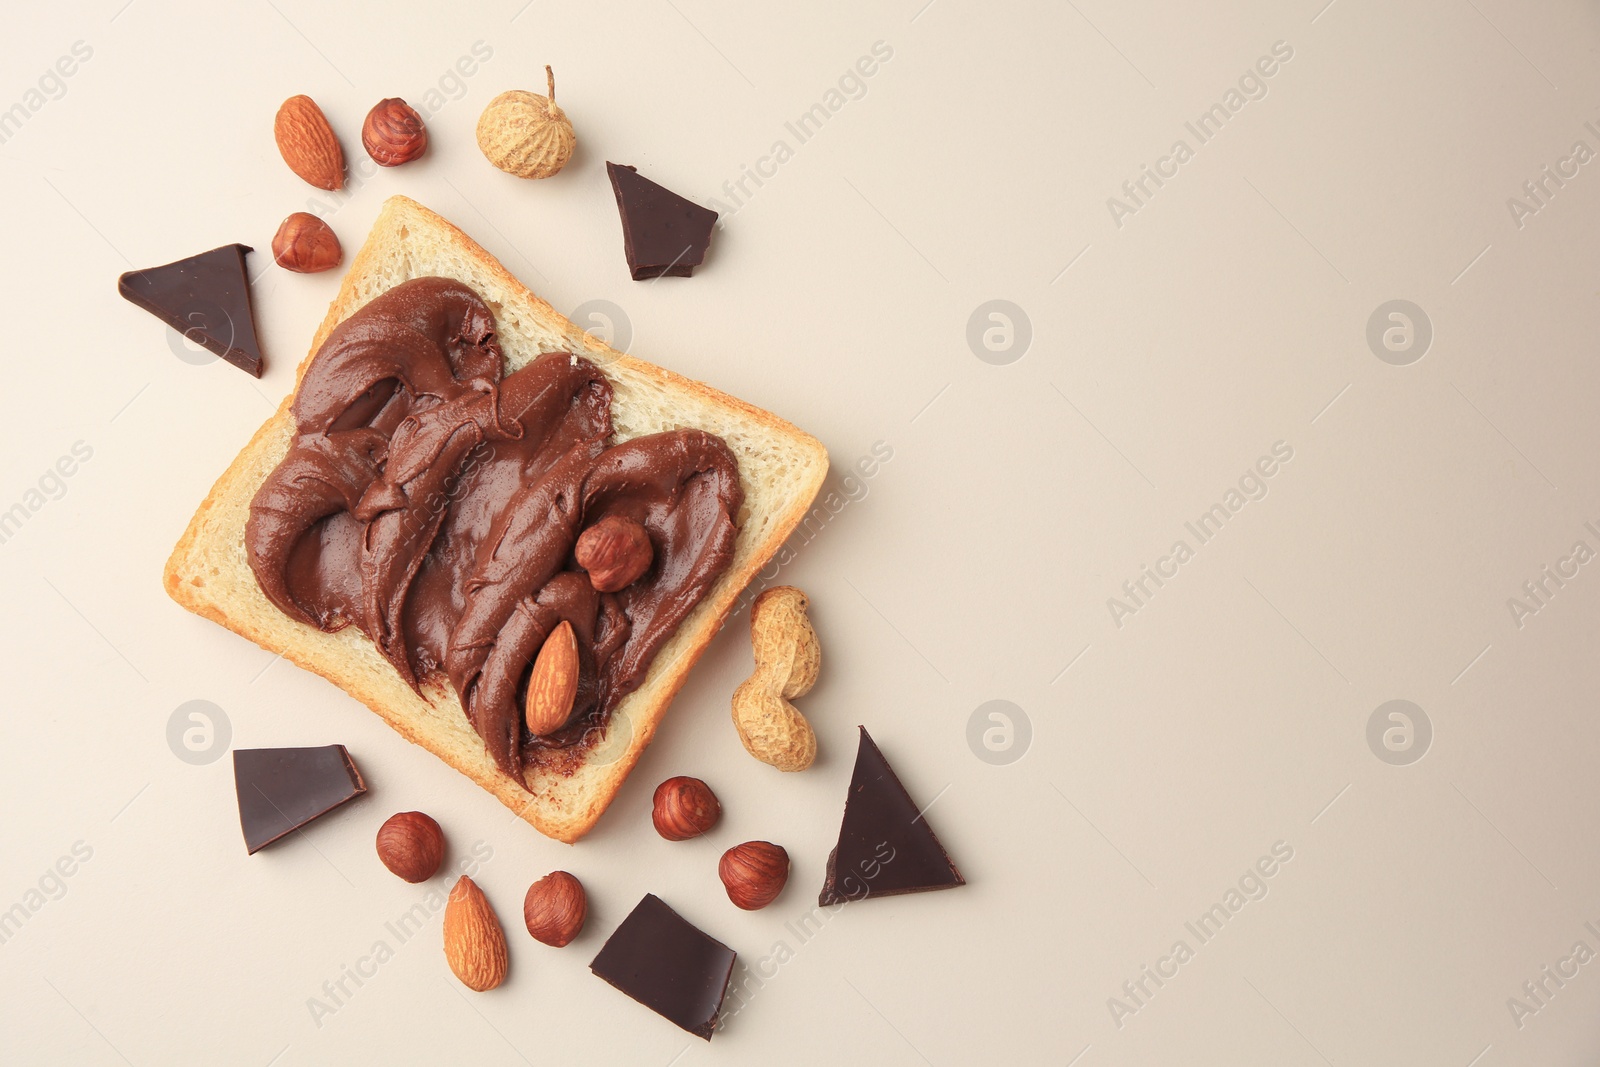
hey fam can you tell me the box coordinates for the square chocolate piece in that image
[590,893,736,1039]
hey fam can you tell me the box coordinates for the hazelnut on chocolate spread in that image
[245,277,742,779]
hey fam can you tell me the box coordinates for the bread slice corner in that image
[164,194,829,843]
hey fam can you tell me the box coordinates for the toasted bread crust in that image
[164,196,828,842]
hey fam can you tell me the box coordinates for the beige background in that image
[3,0,1599,1063]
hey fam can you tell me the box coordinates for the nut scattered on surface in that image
[575,515,653,592]
[731,586,820,771]
[719,841,790,910]
[652,776,720,841]
[362,97,427,166]
[523,871,587,947]
[443,875,509,992]
[271,212,342,273]
[376,811,445,882]
[525,620,579,736]
[476,65,576,179]
[274,95,344,191]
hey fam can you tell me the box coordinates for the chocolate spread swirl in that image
[245,277,742,780]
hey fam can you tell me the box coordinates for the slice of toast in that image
[164,195,828,843]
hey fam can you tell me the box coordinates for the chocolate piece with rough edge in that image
[118,244,266,376]
[233,745,367,854]
[818,726,965,905]
[590,893,736,1040]
[606,162,717,280]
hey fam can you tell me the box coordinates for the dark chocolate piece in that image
[233,745,366,854]
[819,727,965,905]
[606,162,717,280]
[118,243,266,376]
[590,893,736,1040]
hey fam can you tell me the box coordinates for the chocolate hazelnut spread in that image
[245,277,742,780]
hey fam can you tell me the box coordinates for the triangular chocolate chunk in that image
[233,745,366,854]
[819,727,965,905]
[590,894,736,1040]
[118,244,266,376]
[606,162,717,280]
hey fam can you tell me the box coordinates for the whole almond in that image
[443,875,508,992]
[275,95,344,191]
[525,620,579,736]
